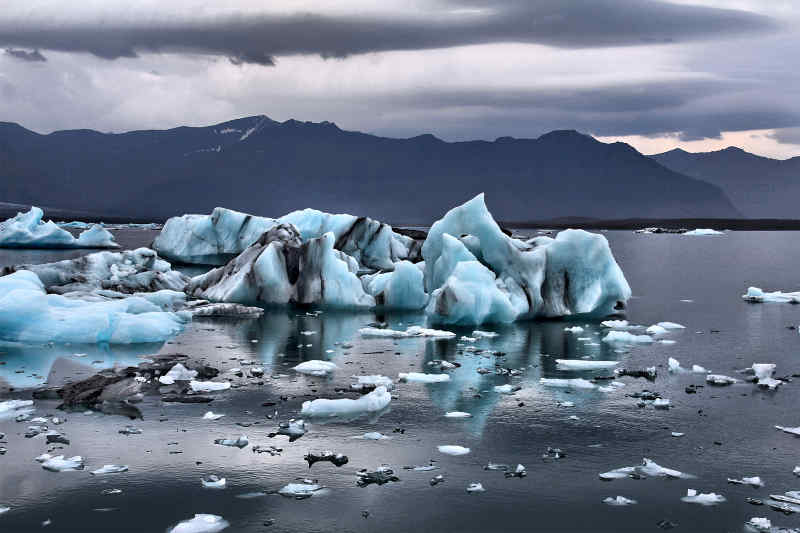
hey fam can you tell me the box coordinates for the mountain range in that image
[0,115,771,223]
[651,147,800,218]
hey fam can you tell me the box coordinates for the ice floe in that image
[600,458,694,480]
[706,374,738,386]
[398,372,450,383]
[202,412,225,420]
[540,378,597,389]
[0,207,118,249]
[214,436,249,448]
[683,228,724,236]
[278,482,323,499]
[466,482,485,493]
[728,476,764,488]
[438,445,470,456]
[41,455,85,472]
[742,287,800,304]
[774,425,800,437]
[445,411,472,418]
[602,331,653,344]
[300,386,391,418]
[359,326,455,338]
[293,360,337,376]
[680,489,726,505]
[603,496,637,506]
[159,363,198,385]
[556,359,619,370]
[190,380,231,393]
[167,514,229,533]
[90,465,129,475]
[201,475,227,489]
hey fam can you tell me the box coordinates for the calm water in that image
[1,230,800,532]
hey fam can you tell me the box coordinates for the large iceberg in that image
[0,207,118,249]
[0,270,190,344]
[182,194,630,325]
[186,224,374,308]
[3,248,188,295]
[153,207,278,265]
[154,206,421,270]
[423,194,630,324]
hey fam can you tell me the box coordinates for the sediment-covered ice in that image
[167,514,229,533]
[422,195,630,325]
[0,207,118,249]
[153,207,278,265]
[279,208,422,270]
[186,225,374,308]
[300,386,390,418]
[4,247,188,295]
[0,270,190,344]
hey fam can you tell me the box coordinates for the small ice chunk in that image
[774,426,800,437]
[201,475,227,489]
[494,384,519,393]
[603,496,637,506]
[159,363,197,385]
[472,330,498,338]
[637,458,693,479]
[0,506,9,515]
[445,411,472,418]
[706,374,738,386]
[656,322,685,329]
[653,398,671,409]
[359,326,455,338]
[351,432,390,440]
[90,465,128,475]
[681,489,726,505]
[646,325,668,335]
[601,320,640,330]
[398,372,450,383]
[214,436,248,448]
[0,399,34,420]
[301,386,391,418]
[190,380,231,393]
[278,482,322,499]
[202,412,225,420]
[438,445,470,456]
[167,514,229,533]
[564,326,584,333]
[683,228,723,236]
[119,426,142,435]
[599,467,637,481]
[794,466,800,476]
[728,476,763,488]
[602,331,653,344]
[556,359,619,370]
[41,455,84,472]
[671,432,685,437]
[540,378,596,389]
[466,482,485,493]
[292,360,337,376]
[746,517,772,532]
[691,364,708,373]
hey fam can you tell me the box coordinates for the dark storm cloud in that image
[0,0,776,64]
[4,48,46,62]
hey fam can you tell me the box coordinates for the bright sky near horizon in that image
[0,0,798,159]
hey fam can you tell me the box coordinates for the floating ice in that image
[656,322,685,329]
[494,384,518,393]
[556,359,619,370]
[472,330,499,338]
[564,326,584,333]
[653,398,671,409]
[351,375,393,391]
[601,459,693,480]
[646,325,668,335]
[0,506,8,515]
[0,270,190,344]
[603,496,637,506]
[602,331,653,344]
[187,225,374,308]
[438,445,470,456]
[683,228,724,236]
[359,326,455,338]
[445,411,472,418]
[41,455,84,472]
[398,372,450,383]
[159,363,198,385]
[361,260,428,309]
[751,363,782,389]
[201,475,226,489]
[351,432,390,440]
[601,320,640,329]
[167,513,229,533]
[190,380,231,393]
[706,374,738,386]
[0,207,118,249]
[540,378,596,389]
[293,360,337,376]
[154,207,278,265]
[90,465,128,475]
[278,482,323,499]
[668,357,707,374]
[746,517,772,532]
[794,466,800,477]
[775,426,800,437]
[214,436,248,448]
[202,412,225,420]
[0,399,34,420]
[300,386,391,418]
[466,482,485,493]
[681,489,726,505]
[728,476,764,488]
[742,287,800,304]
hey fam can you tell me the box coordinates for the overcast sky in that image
[1,0,798,158]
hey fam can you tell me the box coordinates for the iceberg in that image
[167,514,229,533]
[300,386,391,418]
[153,207,278,265]
[186,225,374,308]
[681,489,726,505]
[4,247,188,295]
[359,326,455,338]
[0,207,118,249]
[422,195,630,324]
[0,270,190,344]
[361,260,428,309]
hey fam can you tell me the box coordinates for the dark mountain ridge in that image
[0,116,740,224]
